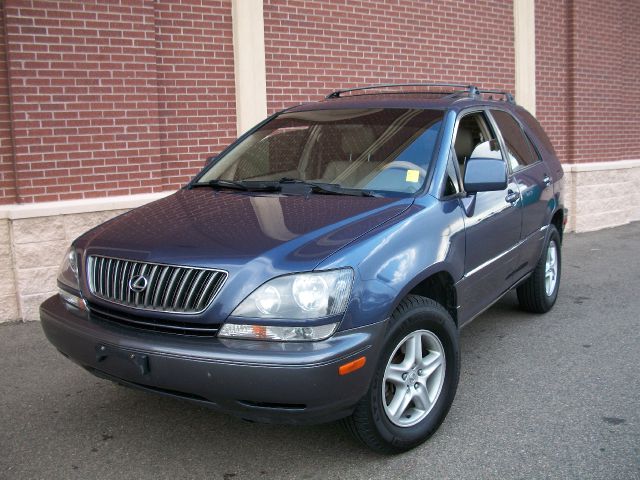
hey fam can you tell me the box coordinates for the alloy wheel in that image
[382,329,446,427]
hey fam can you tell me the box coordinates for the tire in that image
[343,295,460,454]
[517,224,562,313]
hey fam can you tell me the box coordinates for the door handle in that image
[543,174,552,187]
[505,190,520,204]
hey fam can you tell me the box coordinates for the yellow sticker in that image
[405,169,420,183]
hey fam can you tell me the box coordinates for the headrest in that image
[454,128,475,160]
[339,126,376,154]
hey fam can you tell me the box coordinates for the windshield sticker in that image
[405,169,420,183]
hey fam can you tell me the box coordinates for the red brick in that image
[0,0,637,205]
[536,0,639,164]
[0,3,17,204]
[0,0,235,203]
[263,0,515,114]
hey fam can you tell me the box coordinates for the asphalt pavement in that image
[1,222,639,480]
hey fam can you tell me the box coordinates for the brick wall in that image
[535,0,571,163]
[154,0,236,190]
[263,0,516,113]
[569,0,625,164]
[0,3,16,205]
[0,0,638,207]
[0,0,234,204]
[619,0,639,162]
[536,0,640,164]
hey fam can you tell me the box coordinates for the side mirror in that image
[205,155,216,166]
[463,157,507,193]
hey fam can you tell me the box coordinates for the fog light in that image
[58,288,87,311]
[218,322,338,341]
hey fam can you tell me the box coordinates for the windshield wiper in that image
[190,179,248,190]
[190,179,278,192]
[190,178,378,197]
[277,178,379,197]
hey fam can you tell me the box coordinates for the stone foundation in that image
[564,160,640,232]
[0,193,171,322]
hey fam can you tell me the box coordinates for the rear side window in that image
[523,132,541,163]
[491,110,537,172]
[517,108,558,157]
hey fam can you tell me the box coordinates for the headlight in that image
[58,247,80,290]
[230,269,353,319]
[220,269,353,342]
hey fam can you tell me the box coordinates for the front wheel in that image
[343,295,459,454]
[517,224,562,313]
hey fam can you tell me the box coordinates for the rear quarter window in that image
[491,110,538,172]
[514,108,558,158]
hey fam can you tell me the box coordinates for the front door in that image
[453,111,523,323]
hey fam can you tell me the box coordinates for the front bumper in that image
[40,295,386,424]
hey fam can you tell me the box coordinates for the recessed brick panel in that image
[1,0,235,203]
[569,0,626,164]
[619,0,639,164]
[4,0,163,202]
[536,0,640,164]
[535,0,571,163]
[263,0,516,113]
[154,0,236,189]
[0,3,16,205]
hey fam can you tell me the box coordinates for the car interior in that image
[454,113,502,177]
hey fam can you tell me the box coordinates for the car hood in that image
[78,189,413,274]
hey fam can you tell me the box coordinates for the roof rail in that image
[477,89,515,103]
[325,83,515,104]
[325,83,478,99]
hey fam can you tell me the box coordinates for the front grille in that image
[87,255,226,314]
[87,302,220,337]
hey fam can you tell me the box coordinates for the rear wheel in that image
[517,224,562,313]
[343,295,459,454]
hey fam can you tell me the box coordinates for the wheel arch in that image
[391,268,459,328]
[550,208,565,243]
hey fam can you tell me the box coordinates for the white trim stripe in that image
[562,159,640,172]
[0,191,175,220]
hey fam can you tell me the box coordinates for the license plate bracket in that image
[95,344,150,375]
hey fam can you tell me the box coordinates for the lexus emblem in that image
[128,274,149,293]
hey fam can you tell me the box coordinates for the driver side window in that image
[453,112,503,178]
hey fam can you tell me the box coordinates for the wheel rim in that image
[382,329,446,427]
[545,240,558,296]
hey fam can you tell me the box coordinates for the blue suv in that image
[41,83,566,453]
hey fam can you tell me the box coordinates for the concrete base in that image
[0,193,172,323]
[563,159,640,232]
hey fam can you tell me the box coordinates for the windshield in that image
[197,108,444,195]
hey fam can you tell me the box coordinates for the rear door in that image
[490,109,553,272]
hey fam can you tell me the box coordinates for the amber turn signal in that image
[338,356,366,376]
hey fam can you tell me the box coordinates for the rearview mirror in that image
[463,157,507,193]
